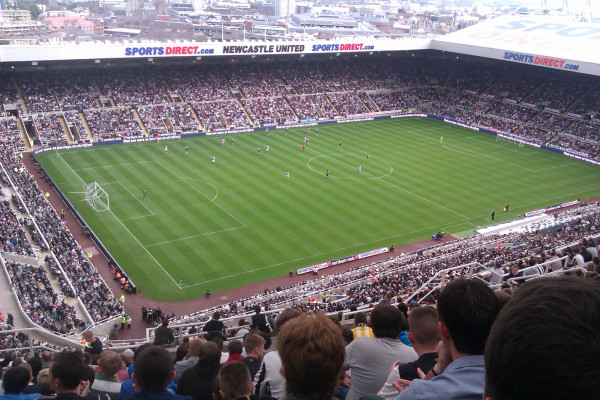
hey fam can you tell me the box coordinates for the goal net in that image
[497,133,524,147]
[84,182,109,212]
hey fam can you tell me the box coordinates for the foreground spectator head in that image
[17,361,32,381]
[50,351,84,392]
[274,309,302,334]
[132,346,174,391]
[27,356,42,383]
[438,278,499,355]
[484,277,600,400]
[227,340,243,357]
[353,312,368,326]
[370,303,405,339]
[133,343,153,362]
[392,279,499,400]
[198,341,222,367]
[82,353,92,366]
[341,327,354,344]
[397,302,408,319]
[97,350,123,376]
[36,368,54,395]
[254,329,271,350]
[278,313,345,400]
[176,344,189,362]
[2,366,30,394]
[209,335,224,352]
[407,306,439,348]
[41,351,52,367]
[187,337,205,357]
[122,349,134,366]
[243,334,265,358]
[218,361,251,400]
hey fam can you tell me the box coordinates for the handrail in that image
[0,257,85,351]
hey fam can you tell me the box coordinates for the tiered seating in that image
[370,89,427,112]
[62,111,89,142]
[485,101,538,123]
[326,92,369,116]
[285,95,322,120]
[167,66,232,103]
[0,79,20,111]
[192,102,224,131]
[279,61,335,94]
[34,114,68,146]
[242,97,296,126]
[0,55,596,156]
[19,73,61,114]
[5,261,78,334]
[137,105,169,136]
[0,129,123,324]
[52,71,101,111]
[326,60,377,91]
[524,73,593,111]
[98,69,167,106]
[84,108,142,139]
[166,103,200,133]
[484,64,548,103]
[0,118,25,153]
[228,64,286,98]
[0,198,34,256]
[305,94,338,119]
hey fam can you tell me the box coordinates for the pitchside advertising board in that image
[296,247,389,275]
[431,15,600,76]
[0,38,430,63]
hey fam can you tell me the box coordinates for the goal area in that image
[84,182,110,212]
[496,133,524,147]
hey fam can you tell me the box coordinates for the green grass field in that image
[35,118,600,301]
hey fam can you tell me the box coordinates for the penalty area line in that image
[55,151,183,290]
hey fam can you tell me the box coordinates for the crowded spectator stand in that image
[0,53,599,347]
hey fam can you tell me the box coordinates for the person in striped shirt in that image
[352,312,373,339]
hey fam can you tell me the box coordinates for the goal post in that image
[496,133,524,147]
[84,182,110,212]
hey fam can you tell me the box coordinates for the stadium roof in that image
[431,15,600,76]
[1,14,599,77]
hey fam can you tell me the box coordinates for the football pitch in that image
[35,118,600,301]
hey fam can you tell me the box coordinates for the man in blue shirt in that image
[393,279,499,400]
[1,367,40,400]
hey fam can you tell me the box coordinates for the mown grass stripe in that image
[35,118,600,301]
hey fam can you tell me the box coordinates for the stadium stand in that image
[5,262,77,334]
[0,127,124,332]
[0,54,596,154]
[0,53,598,360]
[33,114,68,147]
[84,108,143,139]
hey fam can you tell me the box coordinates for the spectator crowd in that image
[0,54,597,156]
[1,273,598,400]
